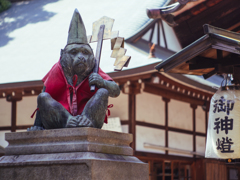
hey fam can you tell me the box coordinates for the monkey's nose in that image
[78,56,86,62]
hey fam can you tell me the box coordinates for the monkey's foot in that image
[66,115,94,128]
[27,126,45,131]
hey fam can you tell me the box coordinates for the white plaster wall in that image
[136,92,165,125]
[108,92,128,120]
[168,131,193,157]
[196,136,206,156]
[169,99,192,130]
[136,125,165,154]
[196,106,206,133]
[17,96,38,125]
[0,99,11,126]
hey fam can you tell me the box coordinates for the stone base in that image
[0,128,148,180]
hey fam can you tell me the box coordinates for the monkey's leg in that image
[37,92,72,129]
[81,88,109,129]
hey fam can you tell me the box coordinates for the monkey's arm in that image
[89,73,120,97]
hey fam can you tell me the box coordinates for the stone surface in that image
[0,128,148,180]
[5,127,133,156]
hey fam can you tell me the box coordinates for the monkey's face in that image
[62,44,95,77]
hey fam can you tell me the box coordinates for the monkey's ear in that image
[60,49,64,57]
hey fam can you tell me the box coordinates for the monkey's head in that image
[60,43,95,83]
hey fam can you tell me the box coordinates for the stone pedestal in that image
[0,128,148,180]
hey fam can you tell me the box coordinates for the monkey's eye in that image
[82,50,89,55]
[70,49,77,55]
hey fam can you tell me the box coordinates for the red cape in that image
[42,60,112,118]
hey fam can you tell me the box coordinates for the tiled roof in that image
[0,0,170,84]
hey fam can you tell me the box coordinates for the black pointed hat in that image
[67,9,88,45]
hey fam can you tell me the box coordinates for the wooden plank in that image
[171,162,174,180]
[135,151,194,163]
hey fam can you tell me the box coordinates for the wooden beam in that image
[135,151,194,162]
[144,83,206,106]
[157,20,160,46]
[136,121,165,130]
[136,121,206,136]
[149,25,155,43]
[0,125,31,131]
[120,120,129,125]
[0,126,11,131]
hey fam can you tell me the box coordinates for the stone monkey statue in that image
[28,9,120,131]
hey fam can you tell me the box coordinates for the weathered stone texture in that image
[0,128,148,180]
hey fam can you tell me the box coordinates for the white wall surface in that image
[0,98,11,126]
[136,125,165,154]
[196,106,206,133]
[108,92,128,120]
[168,131,193,157]
[17,96,37,126]
[136,92,165,125]
[196,136,206,156]
[169,99,192,130]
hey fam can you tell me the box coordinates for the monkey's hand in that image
[89,73,104,88]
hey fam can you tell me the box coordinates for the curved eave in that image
[155,25,240,75]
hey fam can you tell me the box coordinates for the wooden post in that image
[171,161,174,180]
[127,81,141,153]
[148,160,153,180]
[191,104,197,158]
[162,161,165,180]
[163,97,170,155]
[6,94,22,132]
[129,92,136,151]
[205,108,209,139]
[11,100,17,132]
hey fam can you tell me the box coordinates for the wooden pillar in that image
[6,93,22,132]
[171,161,174,180]
[162,161,165,180]
[191,104,197,158]
[129,92,136,151]
[163,97,170,155]
[11,101,17,132]
[125,81,141,153]
[205,108,209,137]
[148,160,154,180]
